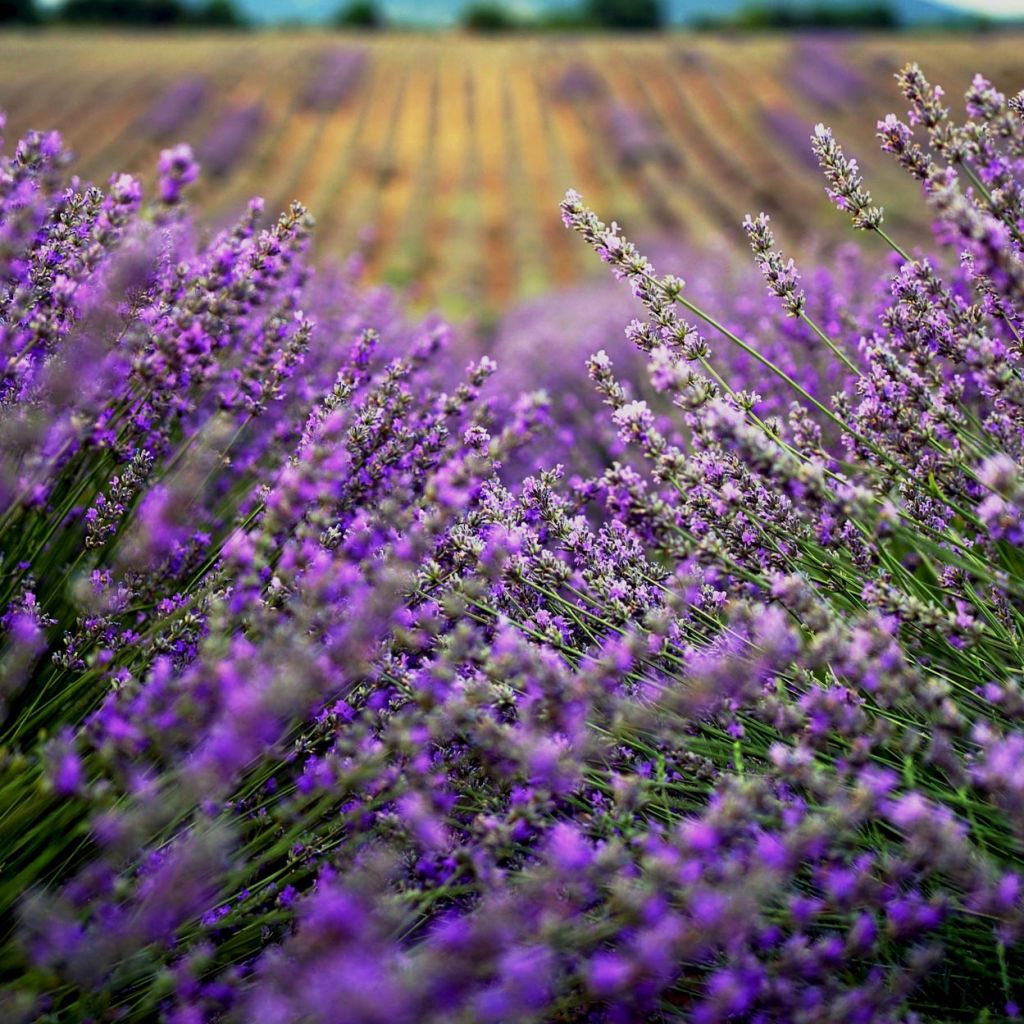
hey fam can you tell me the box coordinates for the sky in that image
[944,0,1024,14]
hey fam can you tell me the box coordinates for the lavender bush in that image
[787,37,869,112]
[603,101,679,170]
[489,238,878,475]
[196,102,265,178]
[301,47,369,113]
[760,104,823,171]
[551,61,606,102]
[2,62,1024,1024]
[140,77,206,140]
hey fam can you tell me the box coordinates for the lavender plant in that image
[489,236,876,480]
[787,37,869,112]
[196,102,265,178]
[551,61,606,102]
[603,102,679,171]
[761,104,822,171]
[140,77,206,140]
[2,62,1024,1024]
[301,47,369,113]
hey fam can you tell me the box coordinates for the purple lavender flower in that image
[156,143,199,206]
[811,123,884,229]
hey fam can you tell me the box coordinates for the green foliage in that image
[0,0,38,23]
[693,2,898,30]
[53,0,246,27]
[531,9,591,29]
[335,0,384,28]
[460,2,518,31]
[190,0,243,26]
[58,0,183,24]
[585,0,662,30]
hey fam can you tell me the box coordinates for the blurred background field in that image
[1,28,1022,317]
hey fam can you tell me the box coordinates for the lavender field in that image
[2,31,1023,313]
[4,20,1024,1024]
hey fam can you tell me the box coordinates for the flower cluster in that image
[3,60,1024,1024]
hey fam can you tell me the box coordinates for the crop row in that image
[1,31,1021,312]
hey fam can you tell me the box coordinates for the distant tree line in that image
[695,2,1001,31]
[459,0,663,32]
[0,0,1001,32]
[0,0,39,22]
[337,0,666,31]
[455,0,1002,33]
[698,3,897,30]
[0,0,664,30]
[0,0,244,26]
[341,0,665,32]
[334,0,384,26]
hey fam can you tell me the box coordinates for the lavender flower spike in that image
[811,123,884,230]
[742,212,805,317]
